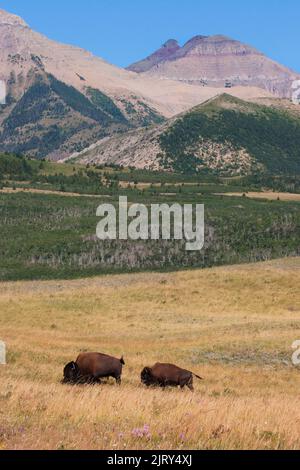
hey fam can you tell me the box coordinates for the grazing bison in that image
[141,363,203,391]
[63,352,125,385]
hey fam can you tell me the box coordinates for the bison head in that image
[141,367,153,386]
[62,361,80,384]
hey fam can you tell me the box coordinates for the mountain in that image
[0,71,134,159]
[0,10,168,158]
[69,94,300,176]
[127,35,300,98]
[0,9,293,159]
[128,39,181,73]
[0,9,277,159]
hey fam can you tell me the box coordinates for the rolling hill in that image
[69,94,300,176]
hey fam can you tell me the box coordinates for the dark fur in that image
[63,353,125,385]
[141,363,203,391]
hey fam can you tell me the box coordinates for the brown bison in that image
[141,363,203,391]
[63,352,125,385]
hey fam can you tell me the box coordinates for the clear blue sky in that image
[0,0,299,71]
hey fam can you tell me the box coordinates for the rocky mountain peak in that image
[162,39,180,49]
[128,33,298,97]
[0,9,28,27]
[182,35,208,47]
[127,38,180,73]
[178,34,262,57]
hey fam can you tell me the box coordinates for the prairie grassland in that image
[0,258,300,450]
[219,192,300,201]
[0,187,111,198]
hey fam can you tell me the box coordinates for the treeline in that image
[86,87,127,124]
[0,153,118,194]
[229,175,300,194]
[1,153,299,196]
[0,153,37,180]
[36,170,119,194]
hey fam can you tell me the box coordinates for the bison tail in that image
[120,356,125,365]
[193,373,203,380]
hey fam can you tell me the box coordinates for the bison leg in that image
[115,376,122,385]
[187,377,194,392]
[180,376,194,392]
[86,373,102,385]
[93,377,102,385]
[83,375,99,385]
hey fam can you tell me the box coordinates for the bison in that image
[63,352,125,385]
[141,363,203,391]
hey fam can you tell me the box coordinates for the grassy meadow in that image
[0,258,300,450]
[1,155,300,450]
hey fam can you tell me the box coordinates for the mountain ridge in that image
[0,8,295,159]
[0,9,274,117]
[0,9,27,27]
[127,35,299,98]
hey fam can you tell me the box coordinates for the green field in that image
[0,154,299,281]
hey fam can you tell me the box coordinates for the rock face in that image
[127,35,299,97]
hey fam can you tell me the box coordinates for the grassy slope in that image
[72,94,300,176]
[0,258,299,450]
[160,94,300,174]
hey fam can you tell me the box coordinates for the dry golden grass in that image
[0,188,112,199]
[218,192,300,202]
[0,258,300,450]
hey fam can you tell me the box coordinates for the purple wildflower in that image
[132,425,151,439]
